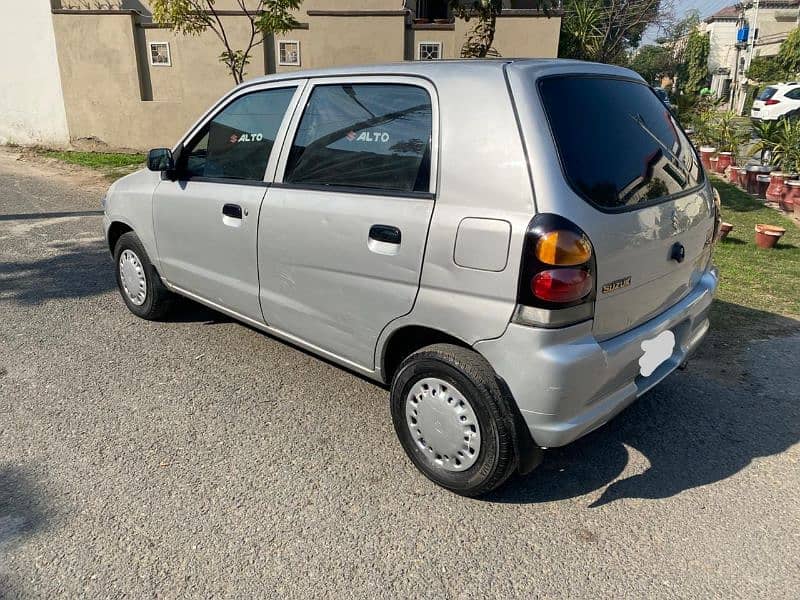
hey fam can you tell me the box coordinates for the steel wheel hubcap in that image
[119,249,147,306]
[405,377,481,472]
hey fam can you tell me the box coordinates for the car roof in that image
[238,58,642,89]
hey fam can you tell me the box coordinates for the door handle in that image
[369,224,401,245]
[222,203,243,219]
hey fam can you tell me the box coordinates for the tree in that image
[151,0,302,84]
[448,0,503,58]
[558,0,669,65]
[679,28,709,96]
[776,27,800,78]
[746,56,785,83]
[629,44,671,84]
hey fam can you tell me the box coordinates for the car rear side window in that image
[539,76,703,210]
[284,84,432,193]
[180,87,296,182]
[757,87,778,100]
[784,88,800,100]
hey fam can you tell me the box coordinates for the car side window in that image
[180,87,296,182]
[784,88,800,100]
[284,83,433,193]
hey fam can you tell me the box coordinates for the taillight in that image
[765,99,780,105]
[515,214,596,327]
[535,230,592,266]
[532,269,593,303]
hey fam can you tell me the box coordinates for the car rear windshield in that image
[539,76,703,210]
[757,87,778,100]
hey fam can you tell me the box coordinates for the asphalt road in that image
[1,150,799,599]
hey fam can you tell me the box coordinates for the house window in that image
[149,42,171,67]
[418,42,442,61]
[279,41,301,66]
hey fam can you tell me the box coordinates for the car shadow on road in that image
[0,240,115,304]
[488,308,800,506]
[0,465,48,597]
[0,465,46,548]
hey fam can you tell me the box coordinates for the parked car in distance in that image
[103,60,719,497]
[751,82,800,121]
[652,86,674,111]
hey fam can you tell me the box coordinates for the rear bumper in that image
[474,268,718,448]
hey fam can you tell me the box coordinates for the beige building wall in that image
[49,4,561,150]
[411,14,561,60]
[275,14,407,73]
[51,11,273,148]
[706,19,738,74]
[745,2,799,57]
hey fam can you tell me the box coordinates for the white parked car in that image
[750,82,800,121]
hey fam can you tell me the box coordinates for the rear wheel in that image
[113,231,174,320]
[390,344,519,497]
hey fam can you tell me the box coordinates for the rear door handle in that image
[222,203,243,219]
[369,224,401,245]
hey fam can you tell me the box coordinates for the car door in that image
[258,77,438,369]
[153,83,303,321]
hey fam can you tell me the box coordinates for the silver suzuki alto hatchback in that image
[103,60,719,496]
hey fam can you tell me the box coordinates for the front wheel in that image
[113,231,174,320]
[390,344,520,497]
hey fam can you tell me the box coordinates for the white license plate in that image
[639,330,675,377]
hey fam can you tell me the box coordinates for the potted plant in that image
[714,111,749,173]
[773,119,800,211]
[693,109,717,170]
[754,224,786,249]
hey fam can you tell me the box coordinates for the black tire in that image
[113,231,174,320]
[390,343,519,497]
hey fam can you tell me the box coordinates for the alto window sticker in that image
[229,133,264,144]
[346,130,390,143]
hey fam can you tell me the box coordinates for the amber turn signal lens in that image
[535,230,592,266]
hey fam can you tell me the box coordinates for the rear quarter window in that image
[757,87,778,100]
[539,76,703,210]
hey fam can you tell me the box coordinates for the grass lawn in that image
[38,149,146,181]
[40,149,146,169]
[704,177,800,362]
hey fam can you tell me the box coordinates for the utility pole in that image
[730,3,746,110]
[745,0,761,75]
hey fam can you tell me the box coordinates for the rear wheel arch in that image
[380,325,471,385]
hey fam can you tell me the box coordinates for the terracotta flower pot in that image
[718,222,734,240]
[766,172,787,203]
[754,224,786,249]
[756,174,770,199]
[717,152,733,173]
[700,146,716,171]
[727,165,739,184]
[785,180,800,216]
[737,167,747,188]
[709,156,720,173]
[745,165,774,195]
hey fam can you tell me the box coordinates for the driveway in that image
[1,150,798,598]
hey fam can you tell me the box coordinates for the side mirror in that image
[147,148,174,172]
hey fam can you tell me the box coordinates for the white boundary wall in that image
[0,1,69,145]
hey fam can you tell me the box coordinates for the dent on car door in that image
[258,79,437,368]
[152,84,301,321]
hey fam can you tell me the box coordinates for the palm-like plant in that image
[750,119,784,166]
[773,119,800,174]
